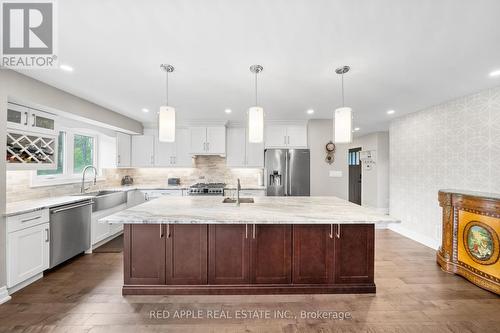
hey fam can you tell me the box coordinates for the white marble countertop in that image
[5,196,93,217]
[100,196,400,225]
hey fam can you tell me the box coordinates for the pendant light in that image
[159,64,175,142]
[248,64,264,143]
[334,65,353,143]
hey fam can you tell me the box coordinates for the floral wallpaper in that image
[390,86,500,248]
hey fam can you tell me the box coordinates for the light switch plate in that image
[329,170,342,177]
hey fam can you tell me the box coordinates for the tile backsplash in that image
[6,156,263,203]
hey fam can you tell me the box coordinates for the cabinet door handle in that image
[160,224,163,238]
[329,224,333,239]
[253,224,256,239]
[21,215,42,223]
[167,224,170,238]
[45,228,50,242]
[336,224,341,239]
[32,114,36,127]
[245,224,248,239]
[24,112,28,125]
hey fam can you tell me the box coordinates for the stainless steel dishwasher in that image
[49,200,92,268]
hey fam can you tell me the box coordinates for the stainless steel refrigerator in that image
[265,149,310,196]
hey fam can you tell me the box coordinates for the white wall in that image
[389,86,500,249]
[308,119,389,211]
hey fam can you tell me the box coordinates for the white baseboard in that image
[388,224,440,250]
[8,273,43,295]
[0,286,11,304]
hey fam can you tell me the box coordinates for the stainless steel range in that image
[188,183,225,196]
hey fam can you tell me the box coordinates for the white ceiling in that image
[18,0,500,134]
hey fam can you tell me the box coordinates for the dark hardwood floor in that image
[1,229,499,333]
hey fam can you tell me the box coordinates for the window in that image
[33,128,98,185]
[73,134,94,173]
[37,131,65,176]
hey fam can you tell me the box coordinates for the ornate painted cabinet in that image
[437,190,500,294]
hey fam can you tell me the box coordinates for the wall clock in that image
[325,141,336,164]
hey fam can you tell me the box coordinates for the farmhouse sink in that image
[75,190,127,212]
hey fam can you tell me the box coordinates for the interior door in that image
[288,149,310,196]
[348,148,362,205]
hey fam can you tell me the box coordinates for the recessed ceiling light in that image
[490,69,500,77]
[225,108,232,114]
[306,109,314,114]
[354,127,360,131]
[142,108,149,113]
[387,109,395,115]
[60,64,74,72]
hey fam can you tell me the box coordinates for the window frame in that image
[31,127,103,187]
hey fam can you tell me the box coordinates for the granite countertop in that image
[100,196,400,225]
[5,184,266,216]
[5,196,93,217]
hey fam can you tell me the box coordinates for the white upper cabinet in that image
[156,128,192,167]
[189,126,226,155]
[265,123,308,148]
[189,127,207,154]
[226,127,246,166]
[174,128,193,167]
[131,134,155,167]
[226,127,264,168]
[7,103,57,135]
[206,127,226,154]
[116,132,131,167]
[285,125,308,147]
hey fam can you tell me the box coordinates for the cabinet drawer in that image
[7,209,50,233]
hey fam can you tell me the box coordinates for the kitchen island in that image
[101,196,399,295]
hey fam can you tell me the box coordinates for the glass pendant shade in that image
[158,106,176,142]
[248,106,264,143]
[334,106,352,143]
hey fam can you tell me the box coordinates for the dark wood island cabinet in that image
[123,223,375,295]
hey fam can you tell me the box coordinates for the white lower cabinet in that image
[91,204,127,246]
[7,222,50,288]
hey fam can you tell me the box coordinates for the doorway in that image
[348,147,362,205]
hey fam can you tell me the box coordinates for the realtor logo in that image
[1,0,57,68]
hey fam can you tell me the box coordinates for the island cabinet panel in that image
[166,224,208,285]
[124,224,166,285]
[208,225,251,284]
[334,224,374,284]
[292,225,334,284]
[250,225,292,284]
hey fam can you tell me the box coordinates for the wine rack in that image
[6,129,58,170]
